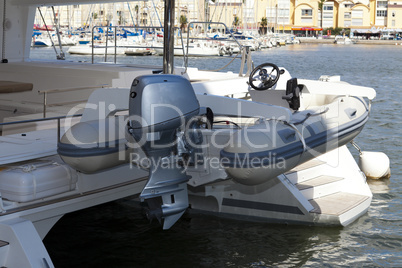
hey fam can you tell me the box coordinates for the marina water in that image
[30,44,401,267]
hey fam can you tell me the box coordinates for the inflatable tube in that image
[58,118,130,174]
[221,96,369,185]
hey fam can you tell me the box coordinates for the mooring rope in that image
[205,50,241,72]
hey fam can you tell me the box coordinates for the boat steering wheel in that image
[249,63,281,90]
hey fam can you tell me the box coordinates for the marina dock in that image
[300,38,402,45]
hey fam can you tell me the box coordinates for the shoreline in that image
[298,38,402,45]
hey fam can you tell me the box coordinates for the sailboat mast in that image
[163,0,175,74]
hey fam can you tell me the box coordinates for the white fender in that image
[359,151,391,179]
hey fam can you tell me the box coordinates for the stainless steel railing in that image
[38,85,108,118]
[0,114,82,141]
[90,25,185,64]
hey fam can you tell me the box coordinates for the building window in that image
[392,12,396,17]
[352,10,363,17]
[278,17,289,24]
[245,8,254,17]
[377,10,387,17]
[267,6,289,24]
[301,18,313,24]
[279,9,290,17]
[302,9,312,16]
[323,20,333,27]
[377,1,388,8]
[344,12,351,19]
[352,18,363,26]
[278,8,290,24]
[324,6,333,11]
[344,4,354,8]
[266,7,276,23]
[392,20,396,27]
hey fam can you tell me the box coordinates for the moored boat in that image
[124,47,154,56]
[334,35,355,44]
[67,43,126,55]
[153,41,222,57]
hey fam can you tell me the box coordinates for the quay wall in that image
[298,38,402,45]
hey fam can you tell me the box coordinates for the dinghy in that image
[54,65,383,230]
[57,118,131,173]
[220,92,370,185]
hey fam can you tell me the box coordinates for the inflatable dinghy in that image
[220,95,369,185]
[57,118,130,173]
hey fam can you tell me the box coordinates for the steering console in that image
[249,63,281,90]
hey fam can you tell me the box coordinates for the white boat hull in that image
[188,146,372,226]
[154,44,221,57]
[68,45,126,55]
[124,47,154,56]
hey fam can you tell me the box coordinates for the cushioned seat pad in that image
[0,81,33,93]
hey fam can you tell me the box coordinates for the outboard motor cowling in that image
[127,74,200,229]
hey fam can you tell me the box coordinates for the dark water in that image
[32,44,402,267]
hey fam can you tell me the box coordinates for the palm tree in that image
[318,0,326,37]
[134,5,139,26]
[318,0,326,29]
[233,15,240,28]
[180,15,188,33]
[261,17,267,26]
[260,17,267,35]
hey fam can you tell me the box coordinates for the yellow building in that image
[337,1,371,29]
[35,1,402,35]
[205,0,244,30]
[386,1,402,29]
[231,0,402,33]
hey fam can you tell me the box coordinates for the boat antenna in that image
[163,0,175,74]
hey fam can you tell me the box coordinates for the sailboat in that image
[0,0,390,267]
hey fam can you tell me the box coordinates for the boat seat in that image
[0,81,33,93]
[282,78,301,111]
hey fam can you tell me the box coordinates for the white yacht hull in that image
[188,146,372,226]
[154,44,221,57]
[0,160,148,268]
[67,45,126,55]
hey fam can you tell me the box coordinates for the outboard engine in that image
[127,74,200,229]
